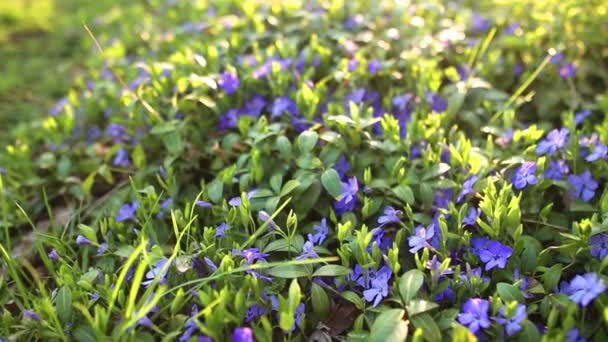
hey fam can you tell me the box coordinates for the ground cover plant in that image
[1,0,608,341]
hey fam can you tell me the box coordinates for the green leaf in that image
[311,283,330,319]
[410,313,441,342]
[276,136,292,158]
[207,179,223,203]
[263,236,303,253]
[321,168,342,198]
[297,130,319,153]
[73,324,98,342]
[265,265,311,278]
[114,245,136,258]
[518,320,541,342]
[393,185,415,205]
[56,286,72,324]
[399,269,424,303]
[312,265,352,277]
[369,309,408,342]
[422,163,451,181]
[541,264,562,291]
[341,291,365,310]
[406,299,439,316]
[280,180,301,197]
[496,282,525,303]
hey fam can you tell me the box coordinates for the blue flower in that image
[567,328,586,342]
[565,273,606,306]
[116,202,140,222]
[457,175,480,203]
[297,240,319,260]
[334,177,359,216]
[512,161,538,190]
[24,309,41,321]
[550,51,564,64]
[544,159,569,180]
[76,235,93,246]
[560,63,576,78]
[335,155,351,179]
[585,142,607,162]
[471,14,491,32]
[408,224,437,253]
[463,207,480,227]
[494,304,526,336]
[218,108,240,131]
[156,198,174,218]
[195,200,213,208]
[458,298,491,334]
[234,248,269,264]
[308,218,329,245]
[49,97,69,116]
[48,248,61,261]
[215,222,229,238]
[368,227,393,254]
[348,57,359,72]
[229,189,257,206]
[568,171,598,202]
[476,239,513,271]
[271,96,299,118]
[368,59,382,74]
[574,110,591,126]
[362,266,392,307]
[536,128,569,156]
[219,70,239,95]
[591,234,608,260]
[106,123,129,143]
[348,264,369,288]
[232,327,254,342]
[427,92,448,112]
[142,257,170,288]
[243,95,266,117]
[245,304,268,323]
[377,206,402,226]
[113,148,132,167]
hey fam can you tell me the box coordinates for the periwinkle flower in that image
[76,235,93,246]
[590,234,608,260]
[560,63,576,78]
[116,202,140,222]
[565,273,606,306]
[335,155,351,179]
[574,110,591,126]
[245,304,268,323]
[229,189,257,206]
[142,257,170,288]
[585,142,607,162]
[113,147,132,167]
[368,59,382,74]
[494,304,526,336]
[218,108,240,131]
[24,309,41,321]
[377,206,402,226]
[195,200,213,208]
[219,70,239,95]
[243,95,266,117]
[297,240,319,260]
[457,175,479,203]
[271,97,298,118]
[49,97,69,116]
[308,218,329,245]
[458,298,491,334]
[232,327,254,342]
[408,224,437,253]
[215,222,229,238]
[512,161,538,190]
[106,123,129,143]
[348,57,359,72]
[536,128,569,156]
[427,92,448,112]
[550,51,564,64]
[567,328,586,342]
[568,171,598,202]
[362,266,392,307]
[544,159,569,180]
[235,248,269,264]
[48,248,61,261]
[471,14,491,32]
[334,177,359,216]
[463,207,480,227]
[477,240,513,271]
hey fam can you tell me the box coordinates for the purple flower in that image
[76,235,93,246]
[96,243,109,256]
[334,177,359,216]
[24,309,41,321]
[568,171,598,202]
[232,327,254,342]
[219,70,239,95]
[335,155,351,179]
[505,22,520,35]
[544,159,569,180]
[591,234,608,260]
[458,175,480,203]
[585,142,607,162]
[574,110,591,126]
[427,92,448,112]
[113,148,132,167]
[348,58,359,72]
[235,248,269,264]
[135,311,153,328]
[567,328,586,342]
[434,188,454,211]
[106,123,129,143]
[560,63,576,78]
[463,207,480,227]
[477,240,513,271]
[245,304,268,323]
[215,222,229,238]
[309,218,329,245]
[178,306,200,341]
[156,198,174,218]
[427,255,454,280]
[297,240,320,260]
[362,266,392,307]
[566,273,606,306]
[550,51,564,64]
[50,97,69,116]
[471,14,491,32]
[142,257,170,288]
[368,228,393,254]
[378,207,402,226]
[514,63,524,76]
[86,126,102,144]
[368,59,382,74]
[48,248,61,261]
[218,108,239,131]
[243,95,266,117]
[494,304,526,336]
[229,190,257,206]
[536,128,569,156]
[195,200,213,208]
[271,97,298,118]
[408,225,437,253]
[512,162,538,190]
[458,298,491,334]
[116,202,140,222]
